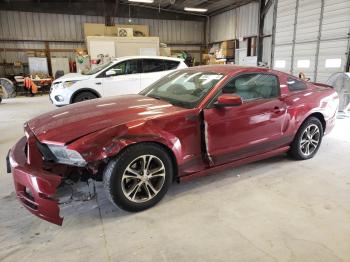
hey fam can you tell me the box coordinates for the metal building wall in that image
[271,0,350,83]
[114,17,204,45]
[0,11,104,41]
[0,10,204,66]
[209,2,259,43]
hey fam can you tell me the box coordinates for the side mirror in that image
[105,68,122,77]
[215,94,243,107]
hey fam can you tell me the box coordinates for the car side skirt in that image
[179,146,290,182]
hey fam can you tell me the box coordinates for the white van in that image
[50,56,187,106]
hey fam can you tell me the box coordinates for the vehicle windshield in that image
[81,62,113,75]
[139,70,224,108]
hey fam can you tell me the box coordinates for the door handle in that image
[95,82,102,85]
[273,106,281,113]
[273,106,284,113]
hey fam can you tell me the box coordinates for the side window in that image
[287,77,307,91]
[222,73,279,101]
[100,60,140,77]
[142,59,165,73]
[163,60,180,70]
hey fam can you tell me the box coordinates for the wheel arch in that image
[109,141,179,182]
[304,112,326,133]
[70,88,101,103]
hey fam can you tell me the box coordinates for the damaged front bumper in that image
[7,136,63,225]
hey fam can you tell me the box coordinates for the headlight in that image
[47,144,86,167]
[63,81,79,88]
[51,82,62,90]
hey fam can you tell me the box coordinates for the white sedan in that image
[50,56,187,106]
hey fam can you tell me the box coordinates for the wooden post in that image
[45,41,52,77]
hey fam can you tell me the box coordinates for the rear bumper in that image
[8,136,63,225]
[325,116,336,135]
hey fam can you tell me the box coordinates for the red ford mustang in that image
[7,65,339,225]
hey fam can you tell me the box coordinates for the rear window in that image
[164,60,180,70]
[287,77,307,91]
[142,59,164,73]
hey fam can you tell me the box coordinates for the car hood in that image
[27,95,184,144]
[54,73,90,82]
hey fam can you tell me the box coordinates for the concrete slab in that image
[0,96,349,262]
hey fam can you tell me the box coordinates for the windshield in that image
[140,70,224,108]
[81,62,113,75]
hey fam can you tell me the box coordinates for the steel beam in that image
[0,1,205,21]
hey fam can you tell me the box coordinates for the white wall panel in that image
[209,2,259,43]
[321,0,350,40]
[275,0,296,45]
[209,9,236,43]
[293,42,318,80]
[295,0,321,42]
[263,3,274,35]
[274,44,293,73]
[235,3,259,38]
[262,36,272,66]
[317,39,349,83]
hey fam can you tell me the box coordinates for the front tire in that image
[289,117,323,160]
[72,91,97,103]
[103,143,173,212]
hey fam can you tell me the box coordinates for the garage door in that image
[317,0,350,83]
[273,0,295,73]
[272,0,350,83]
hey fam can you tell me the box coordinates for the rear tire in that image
[289,117,323,160]
[103,143,173,212]
[72,91,97,103]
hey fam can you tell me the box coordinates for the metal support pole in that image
[290,0,299,75]
[44,42,52,77]
[345,32,350,72]
[257,0,265,64]
[314,0,325,82]
[270,0,278,68]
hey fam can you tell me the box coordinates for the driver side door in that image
[203,73,288,166]
[98,59,142,97]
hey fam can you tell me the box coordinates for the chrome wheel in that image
[300,124,320,156]
[121,155,166,203]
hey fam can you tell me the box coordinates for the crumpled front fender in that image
[70,121,182,165]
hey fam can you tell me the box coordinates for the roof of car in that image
[113,56,184,62]
[186,65,271,74]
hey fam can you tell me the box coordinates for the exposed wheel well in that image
[111,141,179,182]
[307,112,326,133]
[70,89,101,103]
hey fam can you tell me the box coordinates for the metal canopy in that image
[0,0,257,20]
